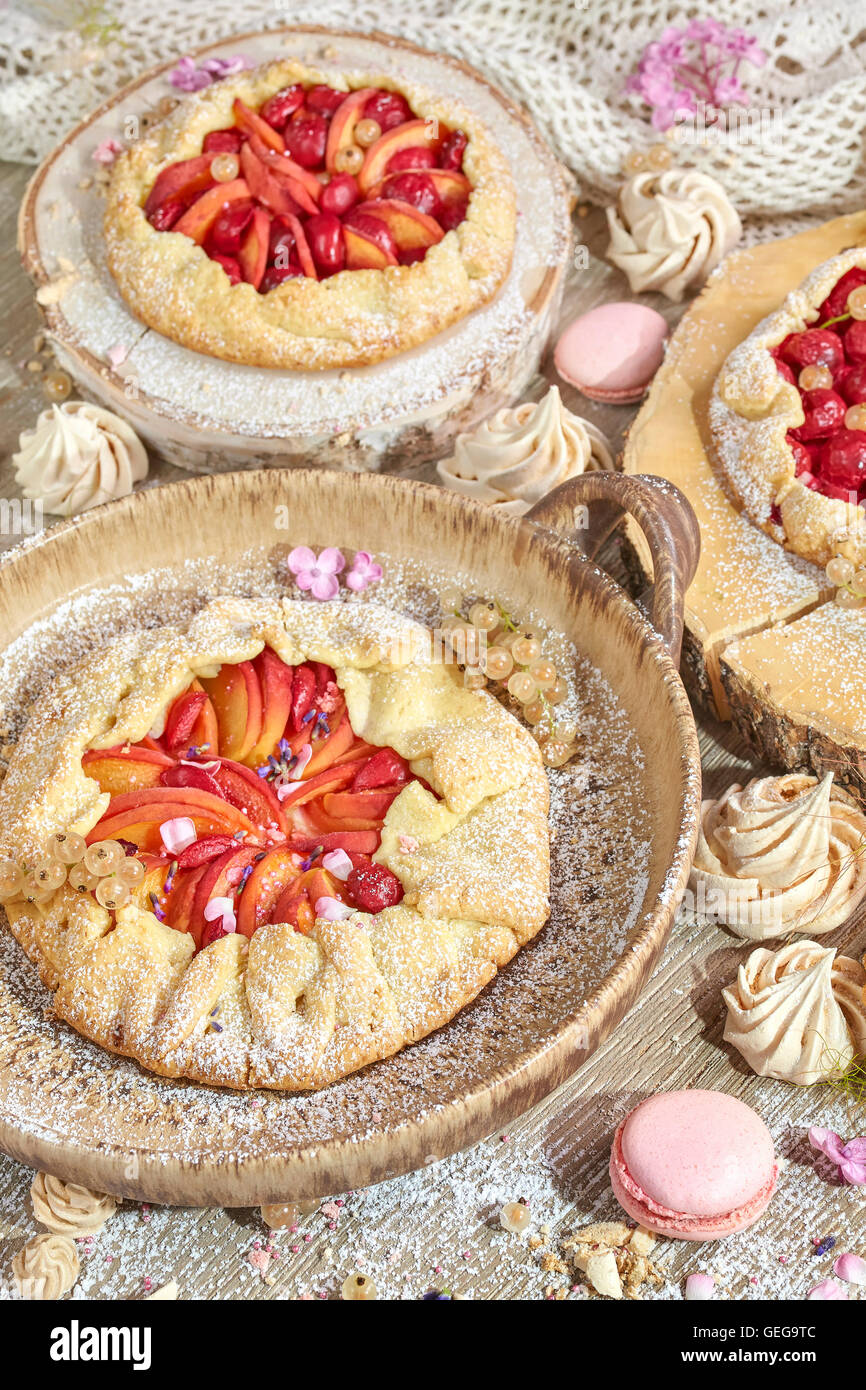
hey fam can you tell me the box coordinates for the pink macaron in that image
[554,302,668,403]
[609,1089,778,1240]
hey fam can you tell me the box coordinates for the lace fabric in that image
[3,0,866,224]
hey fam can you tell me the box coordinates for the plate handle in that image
[525,472,700,665]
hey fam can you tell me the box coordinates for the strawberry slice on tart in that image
[79,647,421,949]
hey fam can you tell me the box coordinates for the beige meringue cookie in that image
[12,401,148,516]
[689,772,866,940]
[31,1171,117,1236]
[606,168,741,302]
[13,1233,79,1299]
[723,941,866,1085]
[436,385,613,516]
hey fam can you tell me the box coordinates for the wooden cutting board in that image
[623,210,866,802]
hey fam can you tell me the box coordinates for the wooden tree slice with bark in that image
[17,26,573,476]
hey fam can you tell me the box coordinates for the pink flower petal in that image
[316,547,345,575]
[322,849,353,881]
[310,572,340,601]
[275,780,303,801]
[294,745,312,775]
[833,1252,866,1285]
[160,817,196,855]
[808,1127,847,1164]
[838,1158,866,1186]
[684,1273,715,1301]
[807,1278,847,1300]
[314,896,353,921]
[204,896,236,933]
[287,546,317,576]
[294,570,314,592]
[344,570,368,592]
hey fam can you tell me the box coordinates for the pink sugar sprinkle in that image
[292,1244,300,1254]
[779,1256,788,1265]
[329,1221,337,1231]
[463,1251,472,1261]
[304,1233,312,1243]
[750,1276,758,1284]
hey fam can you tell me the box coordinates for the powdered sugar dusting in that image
[0,544,657,1170]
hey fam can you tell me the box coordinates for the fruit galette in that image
[0,598,549,1090]
[711,249,866,567]
[104,57,516,369]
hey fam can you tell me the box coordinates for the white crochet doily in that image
[3,1,866,219]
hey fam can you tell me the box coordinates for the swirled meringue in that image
[436,385,613,516]
[723,941,866,1085]
[12,401,148,516]
[31,1171,117,1236]
[689,773,866,939]
[13,1233,79,1299]
[606,168,741,302]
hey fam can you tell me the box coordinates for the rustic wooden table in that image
[0,158,863,1302]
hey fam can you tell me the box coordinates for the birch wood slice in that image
[17,26,572,477]
[622,210,866,804]
[0,469,699,1205]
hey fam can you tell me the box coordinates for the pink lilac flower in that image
[345,551,383,592]
[170,54,251,92]
[92,138,123,165]
[808,1127,866,1184]
[625,20,767,130]
[287,546,345,600]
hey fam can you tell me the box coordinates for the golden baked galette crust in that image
[104,58,516,370]
[710,248,866,567]
[0,599,549,1091]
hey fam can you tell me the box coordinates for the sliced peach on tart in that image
[355,198,444,256]
[343,219,398,270]
[238,207,272,290]
[357,119,441,196]
[189,844,261,947]
[245,139,323,206]
[232,97,285,153]
[239,143,303,221]
[235,846,300,937]
[200,661,263,762]
[88,787,261,851]
[212,758,288,834]
[172,180,251,245]
[82,744,174,796]
[144,154,217,222]
[243,648,294,768]
[324,86,378,174]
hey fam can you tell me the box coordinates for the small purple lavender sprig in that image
[625,19,767,130]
